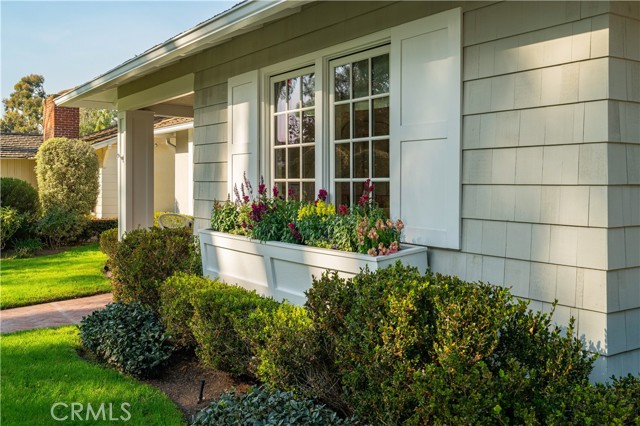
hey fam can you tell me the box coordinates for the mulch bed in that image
[142,353,253,419]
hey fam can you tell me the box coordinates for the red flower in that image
[272,185,279,198]
[317,189,328,201]
[338,204,348,215]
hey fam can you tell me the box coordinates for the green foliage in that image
[0,74,45,133]
[12,238,43,258]
[79,108,117,136]
[190,386,362,426]
[99,228,119,271]
[0,207,24,249]
[36,205,89,248]
[251,196,301,244]
[79,302,174,378]
[210,200,239,233]
[158,273,215,349]
[111,227,201,310]
[81,218,118,241]
[0,177,39,217]
[35,137,99,215]
[189,281,279,377]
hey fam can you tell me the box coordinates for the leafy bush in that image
[189,281,279,377]
[111,227,201,309]
[35,137,99,215]
[12,238,43,258]
[0,177,39,217]
[158,273,216,349]
[0,207,23,249]
[81,218,118,241]
[36,205,89,248]
[190,386,362,426]
[79,302,174,378]
[99,228,119,261]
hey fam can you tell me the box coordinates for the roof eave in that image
[57,0,308,108]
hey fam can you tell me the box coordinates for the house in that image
[0,96,194,218]
[55,1,639,380]
[0,133,42,188]
[82,116,194,218]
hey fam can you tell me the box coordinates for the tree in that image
[80,108,117,135]
[0,74,46,134]
[36,137,99,215]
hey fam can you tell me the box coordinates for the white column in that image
[117,110,155,238]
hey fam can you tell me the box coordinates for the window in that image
[271,69,316,201]
[330,47,390,214]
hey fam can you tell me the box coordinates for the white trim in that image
[116,75,194,111]
[57,1,309,108]
[153,121,194,135]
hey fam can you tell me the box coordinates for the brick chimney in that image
[43,95,79,141]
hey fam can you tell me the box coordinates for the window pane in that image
[373,181,390,217]
[302,182,315,202]
[335,182,350,207]
[353,101,369,138]
[274,148,286,179]
[372,54,390,95]
[372,97,389,136]
[353,141,369,179]
[276,182,286,199]
[275,80,287,112]
[335,143,350,178]
[334,104,350,140]
[288,182,300,200]
[275,115,286,145]
[288,77,301,110]
[302,110,315,143]
[302,146,315,179]
[302,73,315,107]
[352,59,369,99]
[373,139,389,178]
[334,64,350,101]
[288,113,300,144]
[288,147,300,179]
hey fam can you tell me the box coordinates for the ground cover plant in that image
[0,327,184,426]
[211,175,403,256]
[0,243,110,309]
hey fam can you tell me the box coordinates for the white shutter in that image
[228,70,259,196]
[390,8,462,249]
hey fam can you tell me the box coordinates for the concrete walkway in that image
[0,293,112,334]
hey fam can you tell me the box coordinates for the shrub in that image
[79,302,174,378]
[12,238,43,258]
[158,273,216,349]
[35,137,99,215]
[111,227,201,309]
[81,218,118,241]
[99,228,119,263]
[0,177,39,217]
[190,386,362,426]
[0,207,24,249]
[36,206,89,248]
[189,282,279,377]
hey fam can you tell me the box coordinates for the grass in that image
[0,326,185,426]
[0,243,112,309]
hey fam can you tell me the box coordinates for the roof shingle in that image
[0,133,43,159]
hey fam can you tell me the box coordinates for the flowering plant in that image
[211,175,403,256]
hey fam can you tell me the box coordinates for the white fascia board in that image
[92,137,117,150]
[57,0,307,108]
[90,122,193,150]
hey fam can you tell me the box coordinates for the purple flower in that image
[288,223,302,241]
[288,187,296,198]
[272,185,279,198]
[243,195,250,203]
[317,189,328,201]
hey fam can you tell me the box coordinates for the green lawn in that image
[0,243,112,309]
[0,327,185,425]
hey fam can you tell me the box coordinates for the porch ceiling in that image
[57,0,312,109]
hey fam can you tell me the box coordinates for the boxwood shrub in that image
[111,227,201,310]
[79,302,174,378]
[190,386,362,426]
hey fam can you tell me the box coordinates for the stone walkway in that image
[0,293,112,334]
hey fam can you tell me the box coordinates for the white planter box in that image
[199,229,429,305]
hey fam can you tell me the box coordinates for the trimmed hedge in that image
[0,177,39,217]
[110,227,201,310]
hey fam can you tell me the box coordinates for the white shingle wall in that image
[449,1,640,379]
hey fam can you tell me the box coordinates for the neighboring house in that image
[56,1,640,379]
[82,117,194,218]
[0,133,42,188]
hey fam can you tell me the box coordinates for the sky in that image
[0,0,238,107]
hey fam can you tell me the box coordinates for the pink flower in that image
[367,247,378,256]
[359,194,369,207]
[317,189,328,201]
[368,228,379,241]
[376,219,385,230]
[389,241,399,254]
[272,185,279,198]
[395,219,404,232]
[338,204,348,215]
